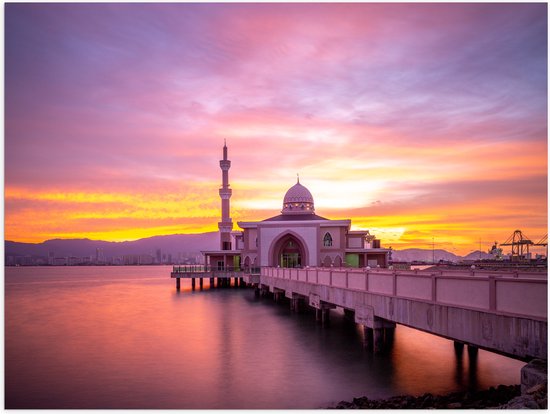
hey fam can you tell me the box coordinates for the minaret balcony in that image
[219,188,232,199]
[218,222,233,232]
[219,160,231,170]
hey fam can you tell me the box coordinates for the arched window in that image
[323,232,333,247]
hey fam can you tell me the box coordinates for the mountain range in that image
[5,232,219,259]
[391,248,494,263]
[5,232,494,263]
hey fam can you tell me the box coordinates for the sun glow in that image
[4,3,547,256]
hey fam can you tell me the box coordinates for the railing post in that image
[392,271,397,296]
[489,276,496,311]
[365,269,369,291]
[316,269,319,284]
[329,270,333,286]
[345,270,349,289]
[432,275,437,303]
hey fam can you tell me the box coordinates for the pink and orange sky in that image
[5,3,548,255]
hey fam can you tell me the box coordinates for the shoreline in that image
[329,383,547,409]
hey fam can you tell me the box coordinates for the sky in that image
[4,3,548,256]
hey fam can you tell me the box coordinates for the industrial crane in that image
[534,234,548,258]
[535,234,547,247]
[499,230,534,261]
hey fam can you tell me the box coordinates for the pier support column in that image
[343,309,355,322]
[363,326,374,349]
[210,278,214,288]
[290,297,301,312]
[191,278,196,290]
[321,308,330,325]
[373,328,385,352]
[467,345,478,362]
[385,326,396,343]
[239,277,244,288]
[176,278,180,291]
[454,341,465,356]
[199,278,203,290]
[467,345,479,387]
[254,285,260,297]
[313,301,335,325]
[371,317,396,353]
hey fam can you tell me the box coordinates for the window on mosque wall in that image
[323,232,333,247]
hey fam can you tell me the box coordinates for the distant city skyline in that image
[5,3,547,256]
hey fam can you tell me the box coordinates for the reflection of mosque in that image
[203,143,390,270]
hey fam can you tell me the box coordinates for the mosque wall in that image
[319,226,342,249]
[246,228,258,250]
[348,236,363,248]
[259,225,318,266]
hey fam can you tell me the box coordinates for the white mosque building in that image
[203,143,390,271]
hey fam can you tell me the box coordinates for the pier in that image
[173,265,547,361]
[171,265,260,290]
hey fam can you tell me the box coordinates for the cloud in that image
[4,3,547,253]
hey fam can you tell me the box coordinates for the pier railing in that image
[262,267,548,320]
[172,265,261,276]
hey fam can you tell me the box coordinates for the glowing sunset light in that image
[5,3,547,256]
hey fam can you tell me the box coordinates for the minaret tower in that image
[218,140,233,250]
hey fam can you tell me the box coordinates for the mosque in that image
[203,143,390,270]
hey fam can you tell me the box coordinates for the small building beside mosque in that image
[203,143,390,270]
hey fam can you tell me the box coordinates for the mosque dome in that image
[282,178,315,215]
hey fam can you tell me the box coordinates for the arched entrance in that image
[271,233,306,268]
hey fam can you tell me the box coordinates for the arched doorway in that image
[271,233,306,268]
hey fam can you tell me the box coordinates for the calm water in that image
[5,266,524,409]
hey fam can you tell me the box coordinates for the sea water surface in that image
[5,266,524,409]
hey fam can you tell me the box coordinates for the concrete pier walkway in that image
[251,267,547,361]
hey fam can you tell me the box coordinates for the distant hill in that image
[5,232,219,259]
[391,249,495,263]
[391,248,460,263]
[6,233,495,263]
[462,250,495,261]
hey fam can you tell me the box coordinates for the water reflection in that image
[6,267,524,409]
[454,341,465,386]
[468,345,479,391]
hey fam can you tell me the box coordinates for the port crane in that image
[499,230,547,261]
[536,234,547,247]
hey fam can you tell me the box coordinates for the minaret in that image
[218,140,233,250]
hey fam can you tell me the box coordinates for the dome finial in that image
[297,173,299,184]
